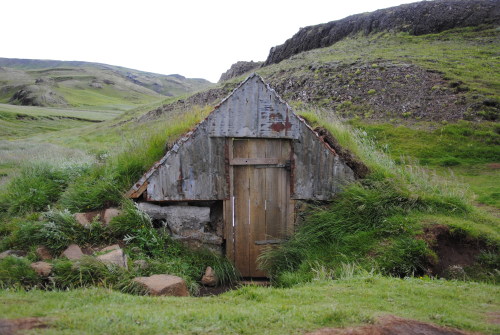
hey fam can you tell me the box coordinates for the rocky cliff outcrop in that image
[263,0,500,66]
[219,61,263,82]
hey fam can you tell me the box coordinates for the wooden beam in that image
[126,181,148,198]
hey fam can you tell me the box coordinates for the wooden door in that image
[224,138,294,277]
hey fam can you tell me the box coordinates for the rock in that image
[30,261,53,277]
[9,84,67,107]
[74,213,91,228]
[35,246,52,260]
[0,250,27,259]
[219,61,262,82]
[100,244,121,252]
[133,259,149,271]
[103,208,121,225]
[137,203,210,234]
[201,266,218,286]
[61,244,84,260]
[89,81,103,89]
[133,274,189,296]
[97,248,127,269]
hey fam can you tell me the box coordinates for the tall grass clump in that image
[0,208,113,253]
[1,163,88,215]
[0,256,40,289]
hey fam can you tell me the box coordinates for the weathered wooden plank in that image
[265,140,282,239]
[126,181,148,199]
[248,140,267,277]
[224,138,235,263]
[233,139,251,277]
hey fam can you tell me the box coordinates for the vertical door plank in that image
[265,140,283,239]
[247,139,267,277]
[233,139,251,277]
[224,139,235,263]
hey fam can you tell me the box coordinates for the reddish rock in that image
[133,274,189,296]
[97,248,127,269]
[201,266,218,286]
[36,246,52,260]
[30,262,53,277]
[103,208,121,225]
[61,244,84,260]
[74,213,91,228]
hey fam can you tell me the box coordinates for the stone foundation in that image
[138,201,224,254]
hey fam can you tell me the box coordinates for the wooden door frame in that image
[223,137,295,276]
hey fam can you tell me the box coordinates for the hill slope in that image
[263,0,500,66]
[0,58,212,110]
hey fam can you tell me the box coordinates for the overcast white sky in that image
[2,0,418,82]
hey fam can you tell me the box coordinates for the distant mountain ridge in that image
[263,0,500,66]
[0,58,212,109]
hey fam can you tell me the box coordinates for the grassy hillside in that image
[0,58,212,111]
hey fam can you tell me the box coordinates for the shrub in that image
[52,257,144,294]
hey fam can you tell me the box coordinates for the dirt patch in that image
[196,284,236,297]
[0,317,49,335]
[82,209,106,224]
[306,315,476,335]
[419,225,485,277]
[486,163,500,170]
[486,312,500,325]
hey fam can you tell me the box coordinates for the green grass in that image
[0,277,498,334]
[351,120,500,208]
[54,85,161,111]
[0,103,121,120]
[0,103,124,140]
[351,120,499,167]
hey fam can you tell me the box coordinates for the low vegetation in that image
[0,275,498,334]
